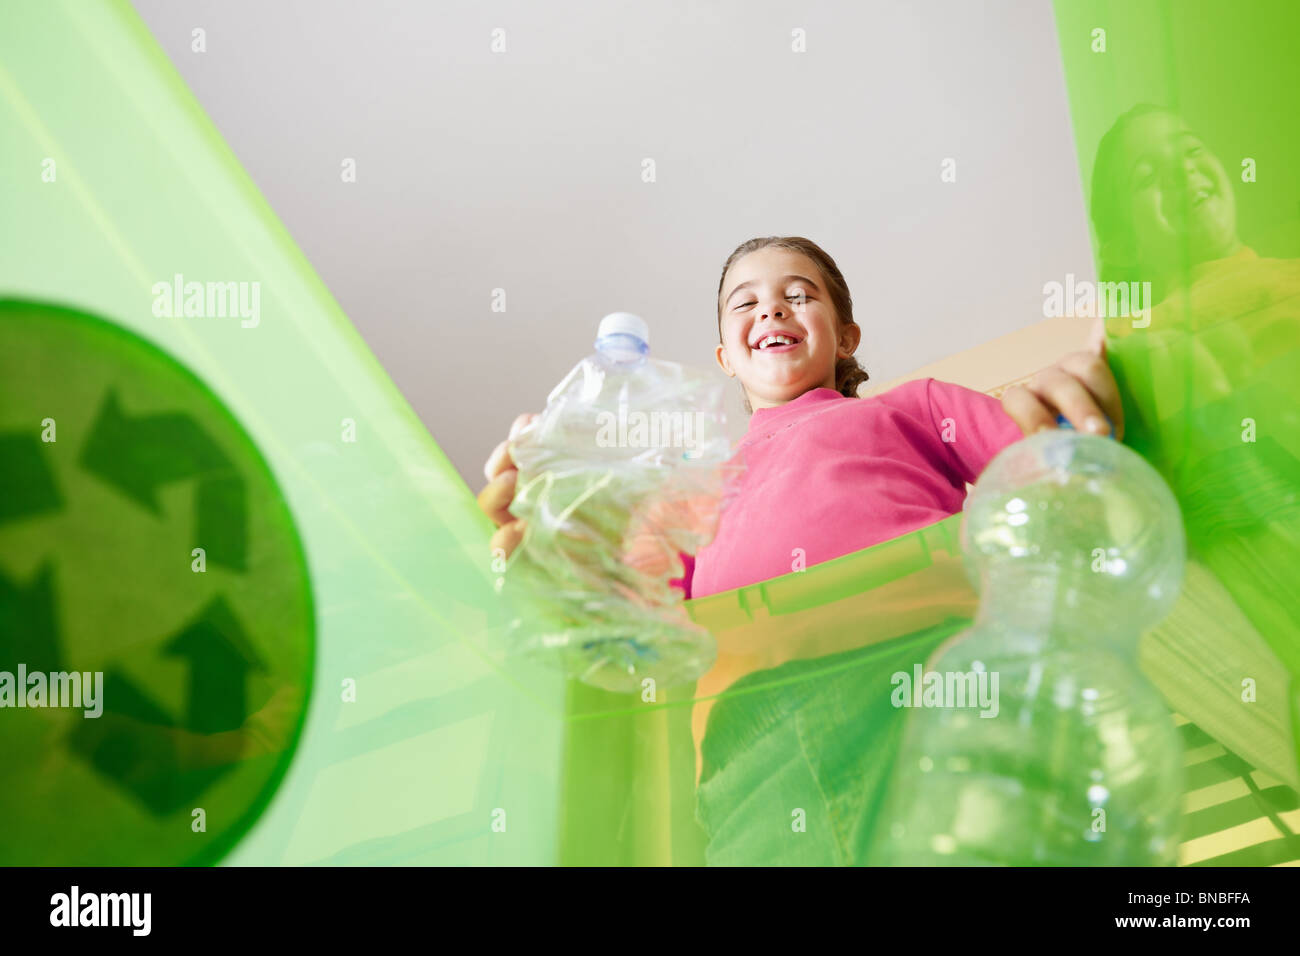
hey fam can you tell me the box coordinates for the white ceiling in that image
[131,0,1094,488]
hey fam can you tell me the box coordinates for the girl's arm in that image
[927,319,1126,487]
[926,379,1023,485]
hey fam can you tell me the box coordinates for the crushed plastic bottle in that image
[499,312,741,693]
[869,428,1187,865]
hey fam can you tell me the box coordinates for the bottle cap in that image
[1055,413,1114,438]
[596,312,649,346]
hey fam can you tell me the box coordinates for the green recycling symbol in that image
[0,300,314,865]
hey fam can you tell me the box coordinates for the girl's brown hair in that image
[716,236,870,411]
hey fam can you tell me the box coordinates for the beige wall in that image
[860,314,1094,399]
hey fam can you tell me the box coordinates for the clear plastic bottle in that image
[869,428,1187,865]
[500,312,739,693]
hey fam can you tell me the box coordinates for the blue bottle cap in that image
[1055,413,1114,439]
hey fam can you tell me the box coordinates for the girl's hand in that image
[477,412,539,561]
[620,494,713,580]
[1001,318,1125,441]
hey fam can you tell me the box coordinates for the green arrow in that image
[164,596,266,734]
[0,562,62,674]
[68,670,233,817]
[0,433,62,526]
[78,389,248,571]
[68,597,266,816]
[1,565,231,819]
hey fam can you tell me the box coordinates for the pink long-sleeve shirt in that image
[670,379,1023,600]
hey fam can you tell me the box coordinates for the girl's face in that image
[716,247,859,411]
[1105,111,1240,275]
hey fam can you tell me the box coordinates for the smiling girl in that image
[681,237,1118,600]
[482,237,1121,601]
[1090,105,1243,300]
[478,235,1123,862]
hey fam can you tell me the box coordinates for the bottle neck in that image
[974,566,1125,654]
[595,333,648,367]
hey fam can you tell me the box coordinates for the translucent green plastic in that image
[873,430,1188,865]
[2,0,1296,867]
[571,1,1300,866]
[0,0,562,865]
[1053,0,1300,800]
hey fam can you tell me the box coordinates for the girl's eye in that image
[732,293,809,310]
